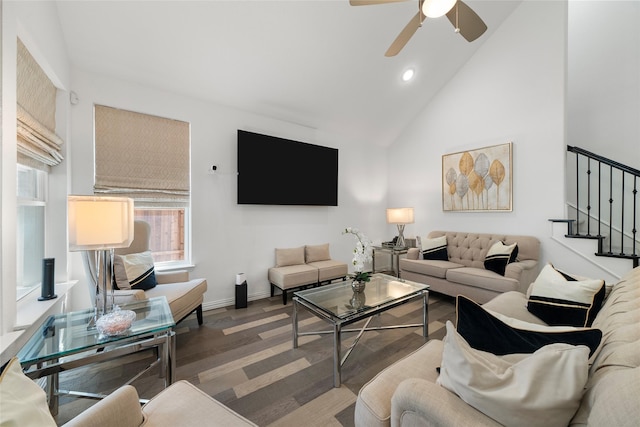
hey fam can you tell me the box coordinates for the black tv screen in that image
[237,130,338,206]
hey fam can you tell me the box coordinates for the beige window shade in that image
[94,105,190,206]
[16,38,64,169]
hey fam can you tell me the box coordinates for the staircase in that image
[550,146,639,273]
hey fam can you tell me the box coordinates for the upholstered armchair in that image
[83,220,207,324]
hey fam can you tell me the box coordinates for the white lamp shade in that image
[68,196,134,251]
[386,207,415,224]
[422,0,457,18]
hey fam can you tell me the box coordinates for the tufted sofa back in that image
[427,231,540,269]
[568,266,640,425]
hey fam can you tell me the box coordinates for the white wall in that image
[67,69,390,310]
[388,1,572,270]
[567,0,640,169]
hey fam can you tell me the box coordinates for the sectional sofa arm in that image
[63,385,144,427]
[406,248,420,260]
[504,259,539,292]
[391,378,500,427]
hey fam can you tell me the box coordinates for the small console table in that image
[372,246,409,277]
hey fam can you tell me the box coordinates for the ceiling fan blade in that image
[446,0,487,42]
[350,0,409,6]
[385,12,423,57]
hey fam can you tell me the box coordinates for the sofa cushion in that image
[483,241,518,276]
[0,357,57,427]
[268,264,318,289]
[307,259,347,282]
[446,267,520,293]
[421,235,448,261]
[527,263,605,327]
[456,295,602,357]
[400,258,463,279]
[142,380,257,426]
[305,243,330,263]
[437,321,590,427]
[275,246,305,267]
[144,278,207,322]
[113,251,158,291]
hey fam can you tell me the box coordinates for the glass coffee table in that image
[17,296,175,415]
[292,273,429,387]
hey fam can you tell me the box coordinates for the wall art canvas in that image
[442,142,512,212]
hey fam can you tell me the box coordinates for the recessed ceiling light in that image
[402,68,415,82]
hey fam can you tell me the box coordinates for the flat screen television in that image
[237,130,338,206]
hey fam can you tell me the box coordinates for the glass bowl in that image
[96,309,137,336]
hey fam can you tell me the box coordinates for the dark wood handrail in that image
[568,145,640,177]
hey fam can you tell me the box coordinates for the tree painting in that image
[442,142,512,211]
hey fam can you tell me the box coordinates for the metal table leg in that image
[293,298,299,348]
[333,322,342,387]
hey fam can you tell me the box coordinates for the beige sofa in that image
[268,244,348,304]
[400,231,540,304]
[355,266,640,427]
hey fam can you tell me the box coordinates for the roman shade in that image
[16,38,64,170]
[94,105,190,207]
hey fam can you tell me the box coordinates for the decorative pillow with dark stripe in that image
[456,295,602,357]
[484,241,518,276]
[421,236,448,261]
[113,250,158,291]
[527,263,606,327]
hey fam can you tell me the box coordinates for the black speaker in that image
[235,273,248,309]
[38,258,57,301]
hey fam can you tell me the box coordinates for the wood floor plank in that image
[223,313,290,335]
[267,386,357,427]
[234,358,311,398]
[198,335,319,383]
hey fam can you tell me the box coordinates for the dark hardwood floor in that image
[55,291,456,426]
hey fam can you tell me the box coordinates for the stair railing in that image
[567,146,638,268]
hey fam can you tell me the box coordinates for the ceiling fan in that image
[350,0,487,57]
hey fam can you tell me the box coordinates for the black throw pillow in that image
[456,295,602,357]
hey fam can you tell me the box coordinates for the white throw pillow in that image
[437,321,590,427]
[527,263,605,327]
[420,235,448,261]
[0,357,56,426]
[113,250,158,291]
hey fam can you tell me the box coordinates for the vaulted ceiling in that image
[55,0,521,146]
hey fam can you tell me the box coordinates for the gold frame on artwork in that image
[442,142,513,212]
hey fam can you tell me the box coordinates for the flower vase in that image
[349,291,366,309]
[351,280,366,293]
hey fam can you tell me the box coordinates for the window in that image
[94,105,191,267]
[135,208,185,264]
[15,38,61,300]
[16,165,47,300]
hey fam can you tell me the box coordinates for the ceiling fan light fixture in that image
[422,0,457,18]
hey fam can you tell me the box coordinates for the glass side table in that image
[17,296,175,415]
[372,245,409,277]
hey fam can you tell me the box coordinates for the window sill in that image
[155,263,195,273]
[1,281,77,367]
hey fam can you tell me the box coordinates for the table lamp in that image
[68,195,134,317]
[386,207,414,248]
